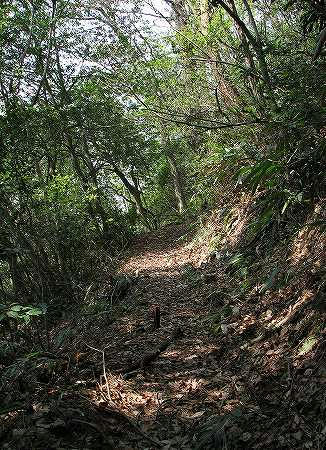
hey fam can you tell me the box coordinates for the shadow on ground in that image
[1,216,325,449]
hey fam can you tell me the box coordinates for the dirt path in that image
[84,223,226,448]
[2,224,325,449]
[81,223,325,449]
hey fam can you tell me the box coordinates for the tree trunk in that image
[198,0,240,108]
[211,0,274,101]
[160,124,187,214]
[110,163,156,229]
[66,134,112,241]
[166,152,186,214]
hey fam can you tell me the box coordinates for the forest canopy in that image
[0,0,325,326]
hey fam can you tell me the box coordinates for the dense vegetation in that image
[1,0,325,304]
[0,0,325,448]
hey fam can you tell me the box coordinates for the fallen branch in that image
[122,327,183,376]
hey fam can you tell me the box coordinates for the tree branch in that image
[32,0,57,106]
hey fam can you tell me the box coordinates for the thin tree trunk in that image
[229,0,261,104]
[160,124,187,214]
[166,152,186,214]
[199,0,240,107]
[110,163,155,229]
[211,0,274,100]
[32,0,57,106]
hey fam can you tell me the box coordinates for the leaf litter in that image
[1,218,325,449]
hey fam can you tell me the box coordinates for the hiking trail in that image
[80,222,325,449]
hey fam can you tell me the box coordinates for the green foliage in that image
[0,0,325,338]
[236,160,282,192]
[227,253,252,292]
[297,336,318,356]
[0,303,44,324]
[259,267,281,294]
[182,263,202,286]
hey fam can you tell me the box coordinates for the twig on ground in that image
[86,343,112,402]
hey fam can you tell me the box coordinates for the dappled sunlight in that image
[6,202,324,449]
[119,246,189,274]
[290,226,325,267]
[2,0,326,447]
[119,223,194,274]
[104,205,326,449]
[289,199,326,269]
[3,211,325,449]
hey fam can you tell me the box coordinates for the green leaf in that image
[6,311,21,319]
[10,304,23,312]
[260,207,274,223]
[26,308,42,316]
[260,267,280,293]
[297,336,317,356]
[25,352,41,359]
